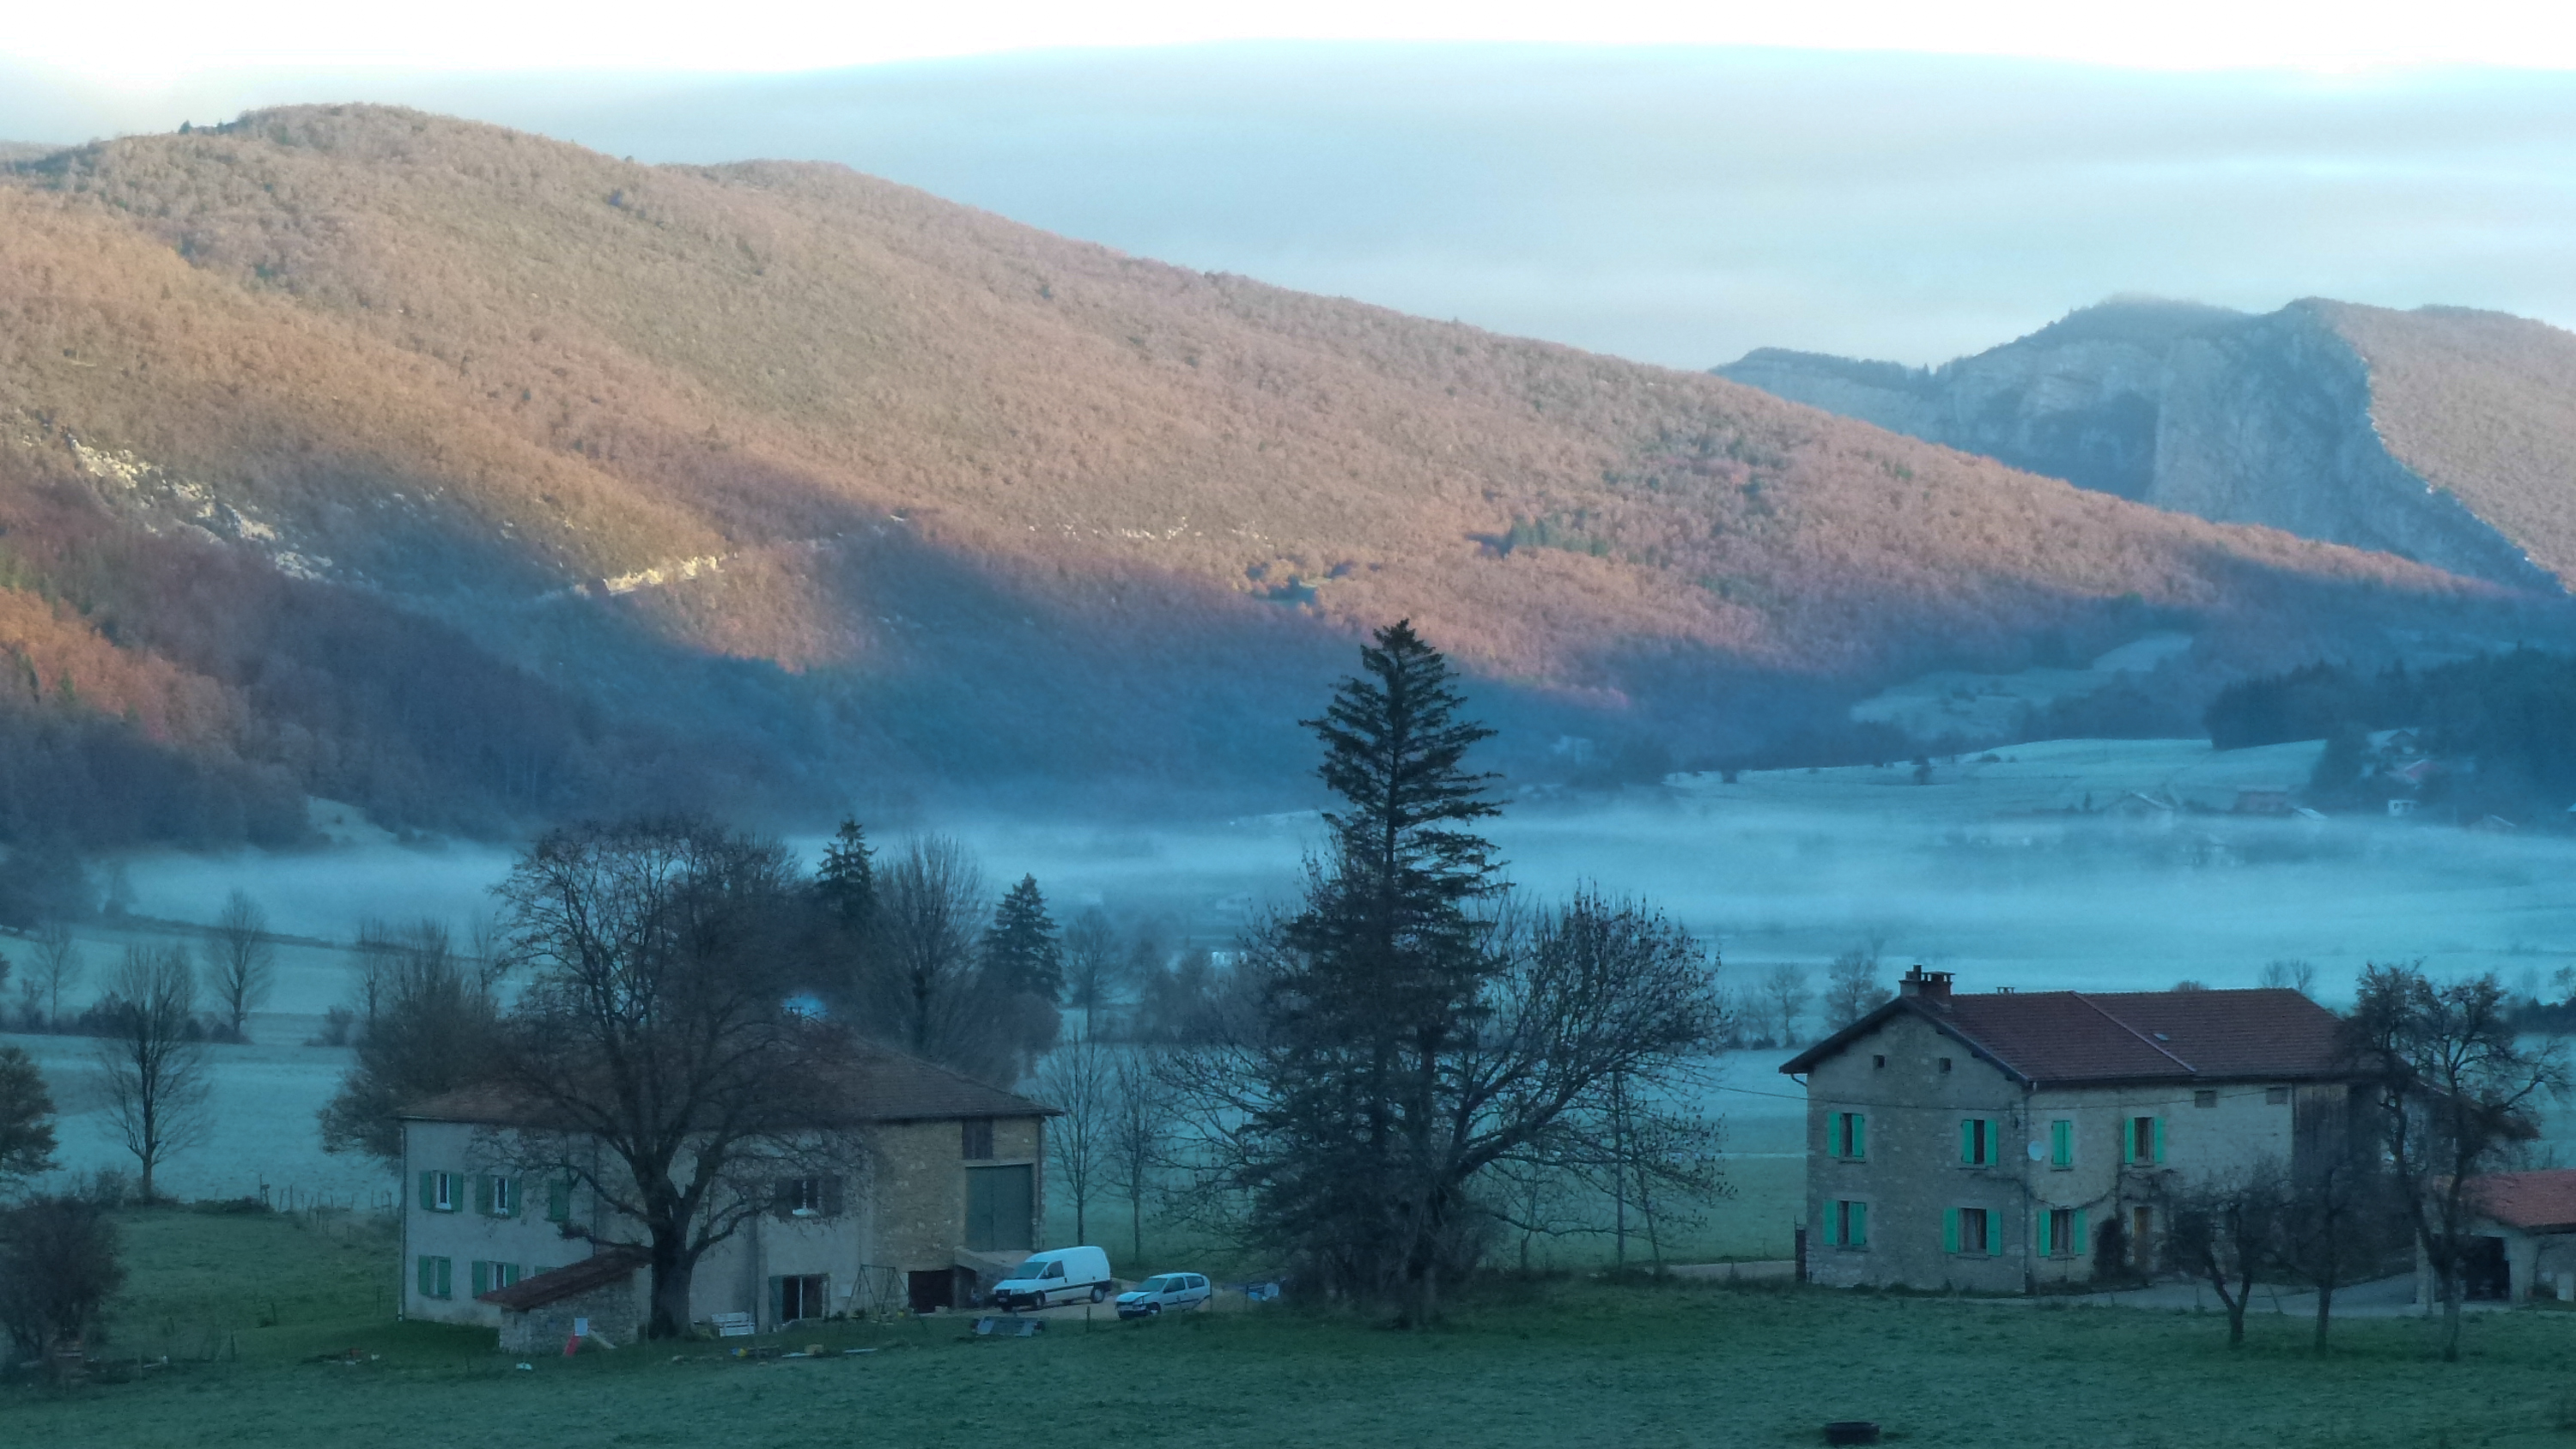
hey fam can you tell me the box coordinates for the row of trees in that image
[1,888,275,1040]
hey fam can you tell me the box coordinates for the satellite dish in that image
[2027,1141,2046,1162]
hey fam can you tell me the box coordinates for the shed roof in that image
[2469,1170,2576,1234]
[1780,985,2346,1087]
[478,1246,648,1312]
[401,1038,1054,1127]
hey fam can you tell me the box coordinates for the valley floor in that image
[11,1207,2576,1448]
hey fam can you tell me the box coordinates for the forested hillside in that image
[0,106,2550,852]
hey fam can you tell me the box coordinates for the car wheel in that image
[1091,1284,1109,1304]
[1148,1303,1161,1317]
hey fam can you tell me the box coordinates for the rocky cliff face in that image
[1719,300,2566,592]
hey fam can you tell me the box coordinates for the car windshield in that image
[1137,1276,1174,1293]
[1011,1259,1051,1280]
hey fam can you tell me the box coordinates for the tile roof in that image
[401,1038,1055,1127]
[2468,1170,2576,1233]
[478,1246,647,1312]
[1780,985,2348,1086]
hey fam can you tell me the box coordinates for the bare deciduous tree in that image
[30,921,81,1028]
[204,889,276,1041]
[319,919,503,1163]
[2347,961,2571,1361]
[0,1045,58,1191]
[2275,1130,2402,1352]
[0,1195,124,1379]
[2165,1161,2289,1347]
[93,946,210,1203]
[1761,962,1813,1046]
[2261,959,2318,997]
[494,817,860,1338]
[1062,907,1121,1037]
[871,837,1014,1082]
[1821,943,1890,1031]
[1106,1050,1171,1266]
[1036,1034,1112,1245]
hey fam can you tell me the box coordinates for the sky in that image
[3,10,2573,367]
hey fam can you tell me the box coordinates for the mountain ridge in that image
[0,106,2549,853]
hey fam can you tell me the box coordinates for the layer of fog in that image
[5,46,2573,366]
[28,732,2576,1205]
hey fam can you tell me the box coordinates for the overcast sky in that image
[4,10,2571,367]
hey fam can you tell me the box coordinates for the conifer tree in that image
[981,876,1066,1001]
[815,819,877,936]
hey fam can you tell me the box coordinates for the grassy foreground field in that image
[10,1207,2576,1448]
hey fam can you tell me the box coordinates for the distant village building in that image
[2231,789,2292,816]
[398,1043,1054,1341]
[1781,968,2356,1292]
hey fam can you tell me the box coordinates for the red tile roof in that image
[1781,986,2347,1086]
[478,1246,647,1312]
[401,1038,1054,1127]
[2468,1170,2576,1233]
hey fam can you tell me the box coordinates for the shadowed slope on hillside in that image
[0,106,2549,843]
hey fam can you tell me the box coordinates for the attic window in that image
[2194,1089,2218,1108]
[1938,1057,1953,1074]
[1873,1055,1886,1070]
[962,1119,995,1161]
[2267,1088,2290,1106]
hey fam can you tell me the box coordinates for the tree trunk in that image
[2313,1278,2335,1353]
[1130,1190,1143,1265]
[2442,1277,2464,1362]
[649,1240,695,1339]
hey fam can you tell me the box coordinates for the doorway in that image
[2130,1206,2155,1274]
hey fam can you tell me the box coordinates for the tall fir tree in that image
[981,876,1065,1001]
[815,819,877,936]
[1255,619,1500,1321]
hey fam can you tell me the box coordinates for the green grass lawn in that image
[12,1205,2576,1447]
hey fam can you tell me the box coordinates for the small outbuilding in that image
[2432,1170,2576,1305]
[481,1246,650,1355]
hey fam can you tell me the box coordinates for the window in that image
[1938,1057,1953,1073]
[1824,1199,1869,1248]
[2193,1089,2218,1109]
[2266,1087,2291,1106]
[1829,1112,1867,1160]
[775,1176,840,1219]
[2040,1208,2087,1258]
[416,1255,453,1300]
[1872,1054,1886,1070]
[1959,1118,1996,1167]
[2049,1119,2075,1169]
[546,1178,574,1224]
[964,1164,1035,1252]
[471,1261,522,1296]
[1944,1207,1997,1256]
[479,1175,518,1217]
[962,1119,995,1160]
[2123,1116,2165,1165]
[773,1273,829,1324]
[419,1170,459,1213]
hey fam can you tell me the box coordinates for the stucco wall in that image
[1801,1008,2314,1293]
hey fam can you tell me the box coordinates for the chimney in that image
[1899,966,1953,999]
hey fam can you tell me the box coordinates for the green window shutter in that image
[419,1171,434,1211]
[2051,1119,2072,1167]
[2073,1209,2088,1257]
[416,1255,433,1298]
[440,1258,453,1299]
[1943,1208,1959,1253]
[1823,1203,1839,1246]
[471,1260,489,1297]
[1987,1210,2003,1255]
[2122,1118,2136,1164]
[1831,1113,1845,1156]
[475,1175,492,1216]
[1959,1119,1973,1164]
[1851,1114,1865,1159]
[547,1178,572,1223]
[1850,1202,1867,1246]
[2152,1117,2166,1163]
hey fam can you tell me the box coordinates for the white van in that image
[991,1246,1115,1310]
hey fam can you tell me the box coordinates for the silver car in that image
[1115,1272,1212,1319]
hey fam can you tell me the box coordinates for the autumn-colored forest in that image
[0,105,2554,851]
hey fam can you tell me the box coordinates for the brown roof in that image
[479,1246,647,1312]
[401,1038,1054,1127]
[2469,1170,2576,1233]
[1780,985,2347,1087]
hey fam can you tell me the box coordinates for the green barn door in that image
[965,1164,1035,1252]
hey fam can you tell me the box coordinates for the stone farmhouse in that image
[398,1041,1054,1346]
[2438,1169,2576,1306]
[1781,968,2354,1292]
